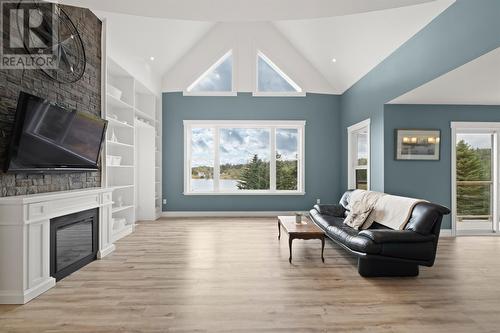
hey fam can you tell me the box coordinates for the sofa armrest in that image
[313,204,346,217]
[358,230,435,244]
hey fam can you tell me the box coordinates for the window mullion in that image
[270,127,276,191]
[185,125,190,194]
[214,127,220,192]
[299,127,304,192]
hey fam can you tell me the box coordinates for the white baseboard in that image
[0,277,56,304]
[161,211,308,218]
[97,244,116,259]
[439,229,453,237]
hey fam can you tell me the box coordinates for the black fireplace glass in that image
[56,220,93,271]
[50,208,98,281]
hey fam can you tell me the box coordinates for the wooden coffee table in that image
[278,216,325,263]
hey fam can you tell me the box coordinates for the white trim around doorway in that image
[347,119,371,190]
[451,122,500,236]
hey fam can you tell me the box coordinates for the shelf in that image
[107,140,133,148]
[135,80,155,95]
[135,108,155,122]
[112,223,134,242]
[107,93,134,109]
[112,205,134,214]
[106,56,161,227]
[106,118,134,129]
[110,185,135,190]
[108,58,133,78]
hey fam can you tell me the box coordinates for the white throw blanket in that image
[344,190,385,230]
[344,190,427,230]
[363,194,427,230]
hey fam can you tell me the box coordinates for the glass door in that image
[454,130,497,234]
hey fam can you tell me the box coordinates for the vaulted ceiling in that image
[58,0,457,94]
[95,10,213,83]
[58,0,438,21]
[274,0,455,93]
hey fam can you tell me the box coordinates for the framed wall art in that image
[395,129,441,160]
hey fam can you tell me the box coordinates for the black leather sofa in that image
[309,190,451,277]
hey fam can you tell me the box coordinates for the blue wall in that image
[161,0,500,217]
[384,104,500,228]
[340,0,500,193]
[162,92,341,211]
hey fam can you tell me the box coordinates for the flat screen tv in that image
[4,92,107,172]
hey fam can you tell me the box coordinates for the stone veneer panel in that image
[0,4,102,196]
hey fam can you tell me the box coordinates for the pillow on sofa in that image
[314,204,346,217]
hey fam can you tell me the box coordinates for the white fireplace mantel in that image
[0,187,115,304]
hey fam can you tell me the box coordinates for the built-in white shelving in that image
[104,57,162,242]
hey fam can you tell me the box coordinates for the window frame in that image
[184,50,237,97]
[184,120,305,195]
[347,119,370,190]
[253,51,306,97]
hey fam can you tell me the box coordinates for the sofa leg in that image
[357,258,419,277]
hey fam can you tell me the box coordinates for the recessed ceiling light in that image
[150,56,155,61]
[331,58,337,63]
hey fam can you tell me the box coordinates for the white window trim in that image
[183,91,238,97]
[184,120,306,195]
[450,122,500,237]
[253,51,305,97]
[347,119,370,190]
[184,50,237,97]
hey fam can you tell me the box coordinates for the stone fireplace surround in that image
[0,4,111,305]
[0,187,114,304]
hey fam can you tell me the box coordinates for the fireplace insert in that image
[50,208,99,281]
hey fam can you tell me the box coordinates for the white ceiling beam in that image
[389,46,500,105]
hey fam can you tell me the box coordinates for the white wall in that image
[162,22,334,94]
[102,18,160,93]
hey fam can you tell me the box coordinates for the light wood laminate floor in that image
[1,217,500,332]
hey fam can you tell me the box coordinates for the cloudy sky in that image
[191,128,298,166]
[357,132,368,159]
[457,133,492,149]
[190,53,296,92]
[191,56,232,92]
[258,57,296,92]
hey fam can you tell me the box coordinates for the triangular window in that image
[257,51,301,93]
[187,50,233,93]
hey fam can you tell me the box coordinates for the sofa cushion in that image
[309,209,381,254]
[378,242,436,262]
[313,204,345,217]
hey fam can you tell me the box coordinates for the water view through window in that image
[190,128,214,192]
[187,122,303,193]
